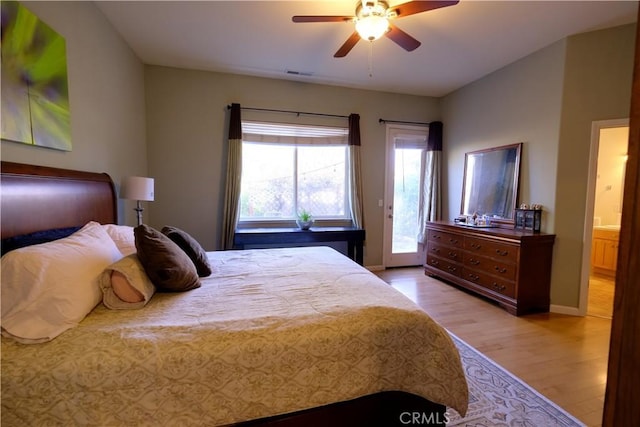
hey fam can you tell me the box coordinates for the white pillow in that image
[1,221,123,343]
[100,254,156,309]
[102,224,136,256]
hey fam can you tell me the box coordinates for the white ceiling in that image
[96,1,638,97]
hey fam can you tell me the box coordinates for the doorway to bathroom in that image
[580,119,629,318]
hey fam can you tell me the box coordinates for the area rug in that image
[447,333,586,427]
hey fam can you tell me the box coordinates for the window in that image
[239,121,350,222]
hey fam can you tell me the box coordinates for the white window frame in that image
[238,121,352,227]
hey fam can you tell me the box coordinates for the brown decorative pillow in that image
[161,226,212,277]
[134,225,200,292]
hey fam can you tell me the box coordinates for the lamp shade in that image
[120,176,154,201]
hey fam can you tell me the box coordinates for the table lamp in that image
[120,176,154,226]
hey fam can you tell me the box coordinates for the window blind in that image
[242,121,348,145]
[394,136,428,149]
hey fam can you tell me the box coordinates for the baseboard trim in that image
[550,304,582,316]
[366,265,385,272]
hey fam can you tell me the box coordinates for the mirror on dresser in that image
[460,142,522,226]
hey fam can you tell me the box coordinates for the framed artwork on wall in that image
[1,1,72,151]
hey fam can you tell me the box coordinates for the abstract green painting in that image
[1,1,71,151]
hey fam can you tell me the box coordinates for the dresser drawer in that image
[427,230,463,248]
[464,236,518,264]
[426,254,462,277]
[464,254,517,281]
[462,268,516,298]
[428,241,462,263]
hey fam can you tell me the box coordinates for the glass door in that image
[383,125,428,267]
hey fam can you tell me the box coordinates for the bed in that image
[0,161,468,426]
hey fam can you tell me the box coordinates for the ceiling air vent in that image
[285,70,313,77]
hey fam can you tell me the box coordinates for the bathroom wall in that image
[594,126,629,226]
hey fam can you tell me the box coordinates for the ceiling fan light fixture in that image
[356,15,389,41]
[292,0,459,57]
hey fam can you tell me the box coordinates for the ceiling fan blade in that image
[388,1,459,18]
[334,32,361,58]
[292,15,353,23]
[385,23,421,52]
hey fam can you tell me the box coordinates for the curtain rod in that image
[228,105,348,119]
[378,118,430,127]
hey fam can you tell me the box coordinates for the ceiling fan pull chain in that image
[368,41,374,77]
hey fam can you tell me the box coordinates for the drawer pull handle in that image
[448,251,457,259]
[431,247,440,253]
[468,258,480,265]
[467,274,479,282]
[471,243,482,250]
[492,283,507,292]
[496,249,509,256]
[447,266,457,273]
[432,234,441,239]
[494,266,507,274]
[449,238,459,245]
[430,260,440,266]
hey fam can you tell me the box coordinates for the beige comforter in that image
[1,247,468,426]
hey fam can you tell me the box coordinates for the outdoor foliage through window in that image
[392,147,422,253]
[240,141,348,221]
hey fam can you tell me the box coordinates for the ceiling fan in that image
[292,1,459,58]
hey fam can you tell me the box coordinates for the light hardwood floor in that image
[587,275,614,319]
[374,267,612,427]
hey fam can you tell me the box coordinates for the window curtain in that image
[417,121,443,243]
[348,114,364,229]
[221,103,242,250]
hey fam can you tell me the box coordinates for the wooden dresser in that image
[424,221,555,316]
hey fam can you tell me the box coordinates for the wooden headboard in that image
[1,161,117,239]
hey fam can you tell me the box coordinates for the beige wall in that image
[0,1,147,225]
[442,24,635,309]
[553,24,635,308]
[144,66,440,263]
[441,39,566,229]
